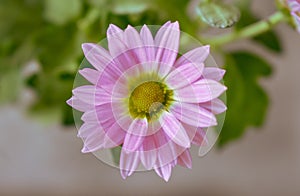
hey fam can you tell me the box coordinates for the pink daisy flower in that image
[287,0,300,33]
[67,21,227,181]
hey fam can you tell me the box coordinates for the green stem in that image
[205,11,287,47]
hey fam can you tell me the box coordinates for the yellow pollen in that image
[128,81,173,121]
[130,82,165,113]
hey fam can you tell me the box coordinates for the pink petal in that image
[181,123,208,146]
[165,63,204,89]
[124,25,143,49]
[177,149,192,169]
[153,126,172,146]
[97,67,121,93]
[139,138,157,170]
[199,98,227,114]
[174,45,210,68]
[102,122,126,148]
[72,85,96,104]
[66,97,93,112]
[174,79,227,103]
[154,21,180,77]
[81,110,98,123]
[123,25,149,66]
[82,43,114,71]
[146,119,161,136]
[79,68,99,85]
[202,67,225,81]
[107,25,147,75]
[182,118,208,146]
[122,118,148,152]
[156,139,182,167]
[170,102,217,127]
[192,128,208,146]
[140,25,155,62]
[95,103,116,129]
[153,129,179,160]
[81,109,125,148]
[77,122,99,138]
[140,25,154,46]
[154,163,172,182]
[159,112,190,148]
[120,150,140,179]
[96,102,126,127]
[79,124,105,153]
[109,76,130,99]
[102,116,128,148]
[72,85,111,105]
[107,24,128,58]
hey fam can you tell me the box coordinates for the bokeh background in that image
[1,0,300,195]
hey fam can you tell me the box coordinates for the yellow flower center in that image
[129,81,173,121]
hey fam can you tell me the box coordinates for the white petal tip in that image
[123,149,135,154]
[121,170,130,179]
[177,141,191,148]
[71,89,77,96]
[81,43,93,53]
[126,24,134,29]
[171,21,179,30]
[172,21,179,26]
[164,21,171,25]
[108,24,117,28]
[185,143,192,148]
[180,162,192,169]
[107,24,122,36]
[203,45,210,51]
[78,69,91,75]
[66,98,72,106]
[81,147,90,153]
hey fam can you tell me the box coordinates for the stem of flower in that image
[205,11,287,47]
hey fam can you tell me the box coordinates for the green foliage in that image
[44,0,82,25]
[111,0,149,14]
[0,0,281,148]
[196,1,240,28]
[111,146,122,165]
[236,2,282,52]
[0,0,197,118]
[218,51,272,147]
[0,67,22,103]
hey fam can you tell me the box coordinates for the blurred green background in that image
[0,0,283,146]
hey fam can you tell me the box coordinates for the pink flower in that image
[67,21,227,181]
[288,0,300,33]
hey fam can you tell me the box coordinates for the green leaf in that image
[27,70,75,123]
[0,67,22,103]
[235,5,282,52]
[34,23,82,72]
[196,1,240,28]
[252,32,282,53]
[111,0,149,14]
[111,146,122,165]
[218,51,272,147]
[44,0,82,25]
[153,0,199,36]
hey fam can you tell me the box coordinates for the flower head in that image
[287,0,300,33]
[67,21,227,181]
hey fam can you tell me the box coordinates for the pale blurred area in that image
[1,0,300,195]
